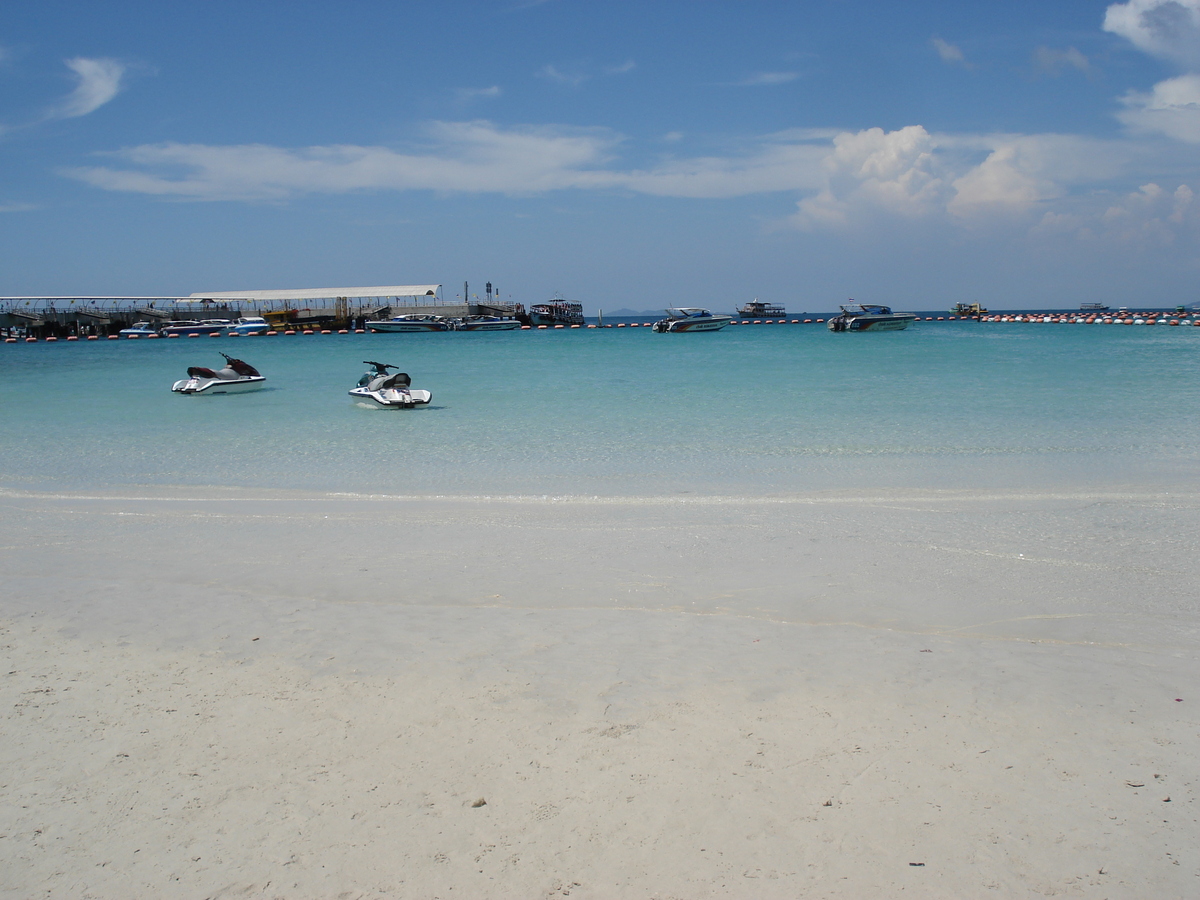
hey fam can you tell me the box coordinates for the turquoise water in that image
[3,323,1200,497]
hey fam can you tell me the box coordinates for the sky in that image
[1,0,1199,311]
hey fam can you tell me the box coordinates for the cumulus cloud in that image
[931,37,969,67]
[1118,74,1200,141]
[1035,181,1197,245]
[54,57,125,119]
[1104,0,1200,68]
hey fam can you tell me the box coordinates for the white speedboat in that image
[349,361,432,408]
[118,321,158,337]
[454,315,521,331]
[160,319,230,337]
[651,307,734,332]
[227,316,270,335]
[365,315,452,333]
[827,302,916,332]
[171,353,266,394]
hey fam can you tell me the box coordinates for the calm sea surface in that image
[3,322,1200,497]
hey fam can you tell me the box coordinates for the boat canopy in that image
[189,285,441,301]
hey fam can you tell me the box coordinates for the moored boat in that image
[1080,302,1109,311]
[118,321,158,337]
[365,315,452,333]
[528,295,585,326]
[827,302,916,332]
[454,315,521,331]
[171,353,266,394]
[160,319,230,337]
[736,299,786,317]
[227,316,270,335]
[651,307,734,333]
[949,302,987,316]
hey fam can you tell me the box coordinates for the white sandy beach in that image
[2,486,1198,898]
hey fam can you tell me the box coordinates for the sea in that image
[3,317,1200,499]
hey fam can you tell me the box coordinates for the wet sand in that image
[1,486,1198,898]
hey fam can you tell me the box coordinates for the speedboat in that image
[160,319,230,337]
[227,316,270,335]
[349,361,432,408]
[736,299,786,317]
[171,353,266,394]
[118,321,159,337]
[827,302,917,332]
[651,307,734,332]
[365,315,452,333]
[454,315,521,331]
[528,295,585,326]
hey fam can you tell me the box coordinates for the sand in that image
[1,486,1198,898]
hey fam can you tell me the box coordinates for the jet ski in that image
[171,353,266,394]
[349,361,432,408]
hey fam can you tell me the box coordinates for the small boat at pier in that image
[827,302,916,332]
[349,361,432,408]
[454,315,521,331]
[227,316,270,335]
[651,307,734,333]
[118,321,158,337]
[365,315,452,333]
[160,319,231,337]
[171,353,265,394]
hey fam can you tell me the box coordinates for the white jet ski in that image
[171,353,266,394]
[349,361,432,408]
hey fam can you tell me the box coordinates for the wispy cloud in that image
[537,63,587,86]
[456,85,502,102]
[1032,45,1091,77]
[52,57,126,119]
[735,71,799,86]
[931,37,970,67]
[0,201,39,212]
[604,60,636,75]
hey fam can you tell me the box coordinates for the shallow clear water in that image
[3,323,1200,497]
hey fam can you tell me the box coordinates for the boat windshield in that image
[666,308,711,318]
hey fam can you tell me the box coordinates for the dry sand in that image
[1,486,1197,898]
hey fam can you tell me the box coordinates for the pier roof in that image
[189,285,441,301]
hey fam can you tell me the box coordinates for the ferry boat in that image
[736,299,786,317]
[528,295,585,327]
[365,315,453,333]
[949,302,987,316]
[651,307,734,333]
[1080,302,1109,311]
[827,302,916,332]
[454,315,521,331]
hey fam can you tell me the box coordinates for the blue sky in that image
[2,0,1198,310]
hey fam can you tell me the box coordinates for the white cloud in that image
[537,64,586,86]
[54,57,125,119]
[1104,0,1200,68]
[1035,181,1198,245]
[1118,73,1200,141]
[456,85,502,102]
[735,71,799,86]
[0,201,39,212]
[605,60,636,75]
[1032,46,1091,76]
[931,37,968,67]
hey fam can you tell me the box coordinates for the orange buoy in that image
[67,335,78,341]
[87,334,98,340]
[107,334,118,340]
